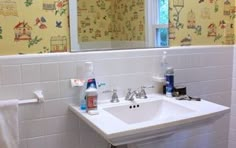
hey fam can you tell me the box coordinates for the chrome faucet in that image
[139,86,148,99]
[103,89,119,103]
[125,88,132,100]
[125,86,154,101]
[125,90,140,101]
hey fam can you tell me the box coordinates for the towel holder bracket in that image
[34,90,45,103]
[19,90,45,105]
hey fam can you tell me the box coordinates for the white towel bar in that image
[19,90,45,105]
[19,99,39,105]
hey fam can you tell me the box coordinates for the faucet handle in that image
[140,85,154,99]
[103,89,119,103]
[141,85,154,89]
[125,88,132,100]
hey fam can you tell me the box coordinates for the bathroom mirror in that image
[69,0,169,52]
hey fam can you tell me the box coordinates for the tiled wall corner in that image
[228,46,236,148]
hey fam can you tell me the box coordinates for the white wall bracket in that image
[34,90,45,103]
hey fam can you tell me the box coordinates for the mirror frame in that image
[69,0,80,52]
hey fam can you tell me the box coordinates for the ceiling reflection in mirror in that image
[70,0,169,51]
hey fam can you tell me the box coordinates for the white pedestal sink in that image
[69,94,229,146]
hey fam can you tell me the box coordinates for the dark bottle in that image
[165,67,174,97]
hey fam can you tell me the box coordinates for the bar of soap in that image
[88,110,99,115]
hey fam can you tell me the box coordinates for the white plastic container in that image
[85,84,98,112]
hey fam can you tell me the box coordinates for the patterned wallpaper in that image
[78,0,112,42]
[78,0,235,46]
[0,0,69,55]
[0,0,235,55]
[169,0,235,46]
[112,0,145,41]
[78,0,145,42]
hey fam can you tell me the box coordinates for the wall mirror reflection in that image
[69,0,169,51]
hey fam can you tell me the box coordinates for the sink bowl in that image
[69,94,229,146]
[104,100,194,124]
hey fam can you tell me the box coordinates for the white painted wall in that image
[0,46,233,148]
[228,46,236,148]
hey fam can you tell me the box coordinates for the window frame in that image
[145,0,169,47]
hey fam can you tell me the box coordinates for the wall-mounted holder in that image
[152,76,165,83]
[19,90,45,105]
[152,76,166,94]
[34,90,45,103]
[70,79,84,87]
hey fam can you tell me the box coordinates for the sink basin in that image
[69,94,229,146]
[104,100,194,124]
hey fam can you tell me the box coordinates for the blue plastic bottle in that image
[80,81,87,110]
[80,96,86,110]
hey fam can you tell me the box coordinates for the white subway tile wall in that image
[21,64,41,83]
[0,46,233,148]
[40,63,59,82]
[228,47,236,148]
[0,65,21,85]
